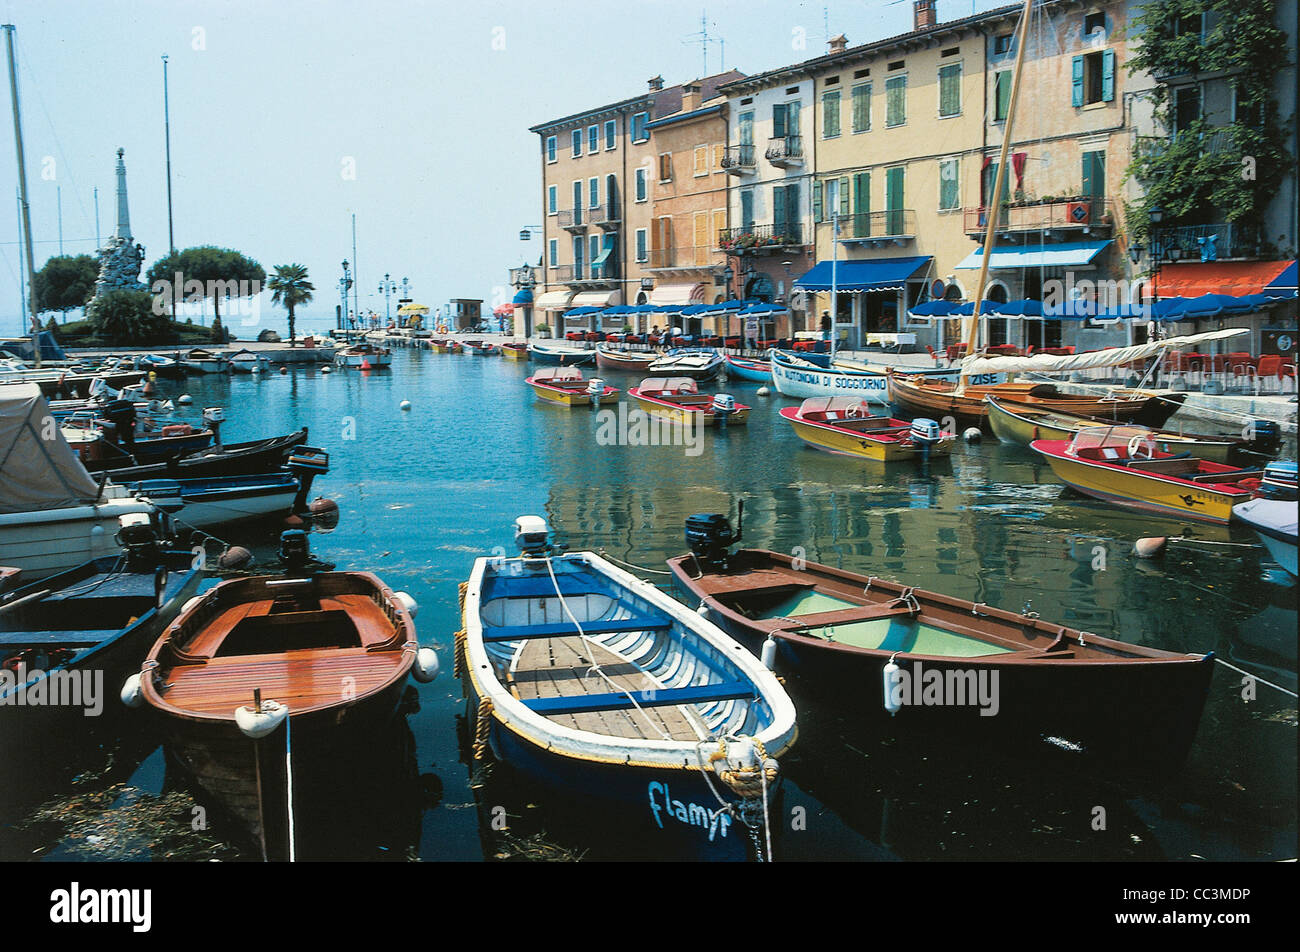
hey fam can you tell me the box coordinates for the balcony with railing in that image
[765,135,803,168]
[1132,127,1238,170]
[648,246,721,270]
[720,144,756,175]
[718,222,805,254]
[1155,222,1261,261]
[557,207,587,232]
[831,209,918,246]
[551,264,575,282]
[962,198,1116,238]
[591,202,620,229]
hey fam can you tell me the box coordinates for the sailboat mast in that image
[959,0,1034,390]
[830,210,839,359]
[4,24,39,368]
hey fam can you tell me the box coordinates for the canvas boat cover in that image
[0,384,101,514]
[959,328,1249,376]
[638,377,698,394]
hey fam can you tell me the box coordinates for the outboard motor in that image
[909,417,944,462]
[202,407,226,450]
[586,378,606,408]
[278,529,311,572]
[1243,420,1282,460]
[513,515,552,557]
[711,393,737,427]
[115,512,165,571]
[103,398,137,452]
[1258,460,1297,501]
[684,500,744,571]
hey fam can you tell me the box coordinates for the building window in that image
[739,110,754,146]
[1072,49,1115,106]
[1174,13,1204,41]
[571,130,582,157]
[588,125,599,153]
[589,234,601,275]
[822,89,841,138]
[546,136,557,163]
[851,82,871,133]
[712,144,725,172]
[994,33,1013,55]
[589,177,599,208]
[631,112,649,142]
[635,167,648,202]
[1233,84,1261,128]
[885,76,907,127]
[994,71,1011,121]
[573,236,584,280]
[693,146,708,176]
[548,239,558,268]
[1173,86,1201,134]
[547,185,557,215]
[938,63,961,118]
[635,228,648,262]
[572,181,583,220]
[658,153,673,182]
[939,158,960,210]
[1084,12,1106,35]
[604,119,616,149]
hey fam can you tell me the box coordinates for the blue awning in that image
[1265,260,1297,297]
[512,288,533,305]
[794,256,931,292]
[955,240,1112,270]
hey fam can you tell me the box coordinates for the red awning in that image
[1155,260,1293,298]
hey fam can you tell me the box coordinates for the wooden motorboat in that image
[458,516,796,861]
[647,348,723,381]
[529,342,593,366]
[334,342,392,368]
[628,377,749,427]
[462,340,499,356]
[429,338,457,354]
[123,460,326,531]
[526,367,619,407]
[596,344,657,372]
[135,571,429,858]
[666,511,1214,770]
[780,397,954,462]
[84,427,311,479]
[771,348,968,403]
[1233,462,1298,577]
[888,371,1184,430]
[500,342,529,361]
[1030,425,1264,525]
[986,396,1278,465]
[722,354,772,383]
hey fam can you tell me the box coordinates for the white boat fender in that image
[883,656,903,716]
[178,394,193,405]
[760,636,778,671]
[120,673,145,709]
[696,599,710,616]
[756,386,770,397]
[400,400,412,411]
[181,595,205,615]
[412,646,440,683]
[393,591,419,618]
[321,366,332,374]
[962,427,982,444]
[235,699,289,739]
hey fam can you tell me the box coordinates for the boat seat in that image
[1185,469,1263,484]
[522,679,755,716]
[789,603,917,628]
[482,615,672,643]
[0,630,114,647]
[480,575,602,600]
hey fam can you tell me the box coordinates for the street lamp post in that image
[378,272,397,322]
[339,259,353,334]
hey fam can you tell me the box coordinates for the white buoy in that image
[1134,537,1168,559]
[178,394,193,405]
[756,386,770,396]
[394,591,419,618]
[412,646,440,683]
[962,427,982,444]
[760,636,777,671]
[883,660,903,716]
[399,399,412,411]
[321,365,332,374]
[235,699,289,739]
[120,673,144,709]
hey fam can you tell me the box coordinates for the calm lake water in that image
[2,347,1295,862]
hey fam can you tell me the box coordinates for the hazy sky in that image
[0,0,1008,337]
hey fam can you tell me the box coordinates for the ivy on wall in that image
[1125,0,1292,250]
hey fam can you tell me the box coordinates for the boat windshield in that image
[535,367,583,382]
[799,397,868,417]
[639,377,697,394]
[1067,425,1151,456]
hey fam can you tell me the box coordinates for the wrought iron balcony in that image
[832,209,918,243]
[591,202,620,229]
[1131,127,1239,179]
[963,198,1115,238]
[1154,222,1261,262]
[720,144,756,174]
[557,207,587,232]
[717,222,805,254]
[765,135,803,168]
[551,264,575,282]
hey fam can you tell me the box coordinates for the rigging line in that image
[1212,657,1298,699]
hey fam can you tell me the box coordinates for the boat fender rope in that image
[472,697,494,761]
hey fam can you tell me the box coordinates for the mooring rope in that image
[1213,657,1299,699]
[597,549,673,576]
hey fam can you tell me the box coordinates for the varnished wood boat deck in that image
[510,636,705,742]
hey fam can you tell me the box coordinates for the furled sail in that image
[958,328,1249,377]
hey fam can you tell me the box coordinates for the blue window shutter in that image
[1101,49,1115,102]
[1071,55,1084,107]
[812,180,823,222]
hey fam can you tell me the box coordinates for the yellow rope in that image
[472,696,494,761]
[452,628,467,679]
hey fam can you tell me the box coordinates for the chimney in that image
[681,81,702,112]
[914,0,936,31]
[828,34,848,54]
[648,75,664,92]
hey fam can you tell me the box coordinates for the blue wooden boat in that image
[135,353,185,378]
[458,517,797,861]
[722,354,773,383]
[528,342,593,366]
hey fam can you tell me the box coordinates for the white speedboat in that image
[181,348,229,374]
[1234,462,1298,578]
[227,349,269,374]
[334,342,392,368]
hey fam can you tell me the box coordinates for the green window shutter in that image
[812,180,823,222]
[1071,55,1084,107]
[940,160,959,210]
[853,172,870,236]
[773,185,787,231]
[851,84,870,132]
[1101,49,1116,102]
[939,65,960,117]
[741,189,754,230]
[773,103,787,138]
[823,91,840,137]
[839,176,850,215]
[785,184,800,239]
[995,73,1010,120]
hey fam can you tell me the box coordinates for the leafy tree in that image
[32,254,98,318]
[267,263,314,346]
[211,314,227,344]
[86,289,171,344]
[44,316,59,340]
[147,246,266,325]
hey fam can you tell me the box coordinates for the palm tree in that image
[268,264,314,346]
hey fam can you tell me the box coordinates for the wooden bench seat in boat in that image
[185,593,392,657]
[1185,469,1263,484]
[1122,456,1199,475]
[785,603,918,629]
[522,680,756,716]
[482,614,672,642]
[480,575,604,600]
[0,630,115,647]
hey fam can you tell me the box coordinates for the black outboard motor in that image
[278,529,311,572]
[1244,420,1282,459]
[103,398,137,452]
[685,501,744,571]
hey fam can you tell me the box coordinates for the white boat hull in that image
[0,498,158,580]
[772,358,1000,403]
[335,352,393,368]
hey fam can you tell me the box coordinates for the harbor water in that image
[2,348,1295,861]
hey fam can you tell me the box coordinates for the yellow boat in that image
[526,367,620,408]
[501,343,529,361]
[627,377,749,427]
[1031,426,1264,525]
[985,396,1259,464]
[780,397,953,462]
